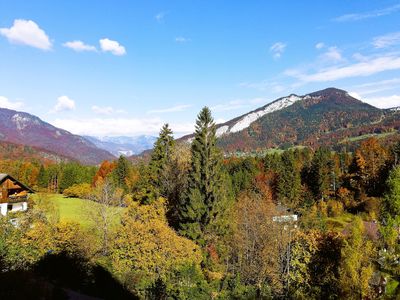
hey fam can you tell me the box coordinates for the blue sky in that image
[0,1,400,137]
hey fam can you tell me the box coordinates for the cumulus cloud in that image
[63,40,97,52]
[270,42,286,59]
[285,54,400,83]
[0,96,24,110]
[52,96,76,113]
[99,38,126,56]
[362,95,400,109]
[372,32,400,48]
[315,42,325,49]
[0,19,52,50]
[147,104,191,114]
[91,105,125,115]
[333,4,400,22]
[51,117,194,136]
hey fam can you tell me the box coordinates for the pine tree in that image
[177,107,227,245]
[277,150,301,208]
[37,164,48,188]
[149,123,175,194]
[309,147,334,201]
[113,155,130,193]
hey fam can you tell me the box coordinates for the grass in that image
[33,193,123,228]
[325,213,357,232]
[340,131,397,143]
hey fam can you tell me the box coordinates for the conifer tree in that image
[113,155,130,193]
[309,147,334,200]
[37,164,48,188]
[177,107,227,244]
[277,150,301,208]
[149,123,175,194]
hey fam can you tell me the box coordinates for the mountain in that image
[182,88,400,152]
[0,108,115,164]
[84,135,157,157]
[0,140,70,163]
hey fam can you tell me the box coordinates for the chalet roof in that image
[0,173,34,193]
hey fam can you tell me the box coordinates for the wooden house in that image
[0,173,34,216]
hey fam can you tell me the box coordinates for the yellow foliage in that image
[111,198,202,284]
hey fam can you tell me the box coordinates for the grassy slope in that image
[35,194,123,228]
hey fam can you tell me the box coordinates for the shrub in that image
[63,183,92,199]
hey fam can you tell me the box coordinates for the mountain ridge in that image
[179,87,399,152]
[0,108,115,165]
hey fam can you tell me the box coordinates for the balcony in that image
[0,195,28,204]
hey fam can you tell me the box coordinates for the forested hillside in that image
[1,107,400,299]
[180,88,400,153]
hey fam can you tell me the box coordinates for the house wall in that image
[10,202,27,213]
[0,202,28,216]
[0,203,7,216]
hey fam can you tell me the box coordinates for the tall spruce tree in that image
[277,150,301,208]
[113,155,130,193]
[149,123,175,194]
[309,147,334,200]
[177,107,227,244]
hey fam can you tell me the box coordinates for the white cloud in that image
[147,104,191,114]
[270,42,286,59]
[286,55,400,83]
[0,19,52,50]
[348,92,362,100]
[99,38,126,56]
[175,36,190,43]
[362,94,400,109]
[63,40,97,52]
[52,96,76,113]
[0,96,24,110]
[320,46,343,63]
[315,42,325,49]
[350,78,400,95]
[92,105,125,115]
[372,32,400,48]
[51,117,194,136]
[333,4,400,22]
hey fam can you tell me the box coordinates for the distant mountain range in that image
[0,88,398,164]
[181,87,400,152]
[84,135,156,157]
[0,108,114,164]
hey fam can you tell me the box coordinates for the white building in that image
[0,173,33,216]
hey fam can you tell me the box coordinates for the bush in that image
[63,183,92,199]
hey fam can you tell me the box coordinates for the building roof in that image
[0,173,34,193]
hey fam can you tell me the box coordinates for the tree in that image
[37,164,49,189]
[351,138,388,197]
[87,179,124,256]
[113,156,131,193]
[149,124,175,194]
[277,150,302,208]
[379,166,400,279]
[308,147,335,200]
[177,107,229,245]
[228,191,292,297]
[339,217,375,299]
[93,160,116,186]
[110,198,202,298]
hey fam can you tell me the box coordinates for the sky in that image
[0,1,400,137]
